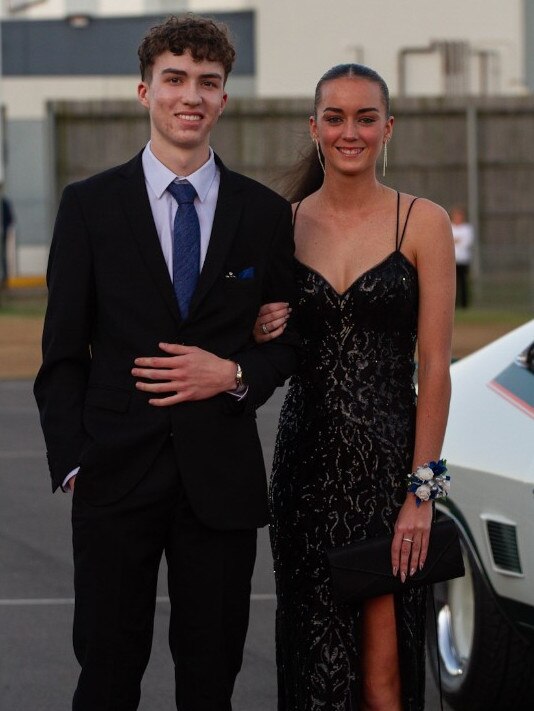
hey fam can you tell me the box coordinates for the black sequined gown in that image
[270,195,426,711]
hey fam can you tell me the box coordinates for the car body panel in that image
[443,319,534,608]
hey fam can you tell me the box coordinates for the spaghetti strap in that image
[397,196,419,251]
[292,200,304,227]
[394,191,400,248]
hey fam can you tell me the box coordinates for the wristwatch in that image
[235,362,245,389]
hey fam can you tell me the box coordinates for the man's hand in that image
[132,343,237,407]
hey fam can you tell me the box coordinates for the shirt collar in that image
[142,142,217,202]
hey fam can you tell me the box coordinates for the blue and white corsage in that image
[407,459,450,506]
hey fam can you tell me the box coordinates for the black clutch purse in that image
[326,518,465,604]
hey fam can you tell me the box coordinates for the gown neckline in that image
[294,250,416,298]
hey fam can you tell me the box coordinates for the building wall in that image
[244,0,526,98]
[5,118,51,275]
[5,0,187,18]
[526,0,534,91]
[7,0,528,97]
[2,13,255,76]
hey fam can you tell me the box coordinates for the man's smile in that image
[175,112,203,122]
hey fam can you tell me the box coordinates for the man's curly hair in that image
[138,15,236,83]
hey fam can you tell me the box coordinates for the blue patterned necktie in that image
[167,180,200,319]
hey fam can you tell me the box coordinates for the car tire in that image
[427,516,534,710]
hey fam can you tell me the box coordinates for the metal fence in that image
[51,95,534,312]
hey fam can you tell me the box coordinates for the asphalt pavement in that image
[0,380,449,710]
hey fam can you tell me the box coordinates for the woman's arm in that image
[392,199,456,581]
[412,201,455,473]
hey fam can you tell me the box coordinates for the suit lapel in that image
[118,153,182,324]
[189,157,244,315]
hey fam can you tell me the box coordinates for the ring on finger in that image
[402,537,414,543]
[261,323,270,335]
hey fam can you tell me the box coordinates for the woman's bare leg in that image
[360,594,402,711]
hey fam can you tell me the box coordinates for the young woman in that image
[255,65,455,710]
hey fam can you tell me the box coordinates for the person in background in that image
[254,63,455,710]
[1,193,15,288]
[450,204,474,309]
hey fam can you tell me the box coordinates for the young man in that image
[34,15,298,710]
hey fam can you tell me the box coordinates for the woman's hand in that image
[391,495,432,582]
[253,302,291,343]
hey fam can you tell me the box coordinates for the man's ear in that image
[137,81,150,108]
[219,92,228,116]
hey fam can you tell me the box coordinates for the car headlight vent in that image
[486,520,523,575]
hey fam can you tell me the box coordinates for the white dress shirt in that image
[141,142,220,275]
[452,222,474,266]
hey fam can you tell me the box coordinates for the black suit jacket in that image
[34,152,299,529]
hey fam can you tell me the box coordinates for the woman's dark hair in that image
[284,64,390,203]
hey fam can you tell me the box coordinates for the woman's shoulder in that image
[397,193,453,260]
[291,192,318,213]
[400,193,449,226]
[291,201,301,217]
[291,193,322,225]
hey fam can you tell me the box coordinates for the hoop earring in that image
[314,138,326,175]
[382,140,388,177]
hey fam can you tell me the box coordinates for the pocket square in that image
[237,267,255,280]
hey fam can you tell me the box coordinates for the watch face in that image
[235,363,244,388]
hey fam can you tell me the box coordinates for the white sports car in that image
[428,319,534,710]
